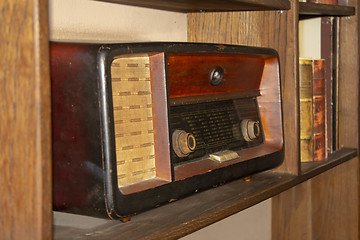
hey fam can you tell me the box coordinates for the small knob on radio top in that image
[172,130,196,157]
[209,66,224,86]
[240,119,260,142]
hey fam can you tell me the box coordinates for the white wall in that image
[49,1,271,239]
[49,0,187,42]
[299,17,322,59]
[181,200,271,240]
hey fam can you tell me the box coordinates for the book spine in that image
[321,17,332,156]
[299,59,314,162]
[312,59,326,161]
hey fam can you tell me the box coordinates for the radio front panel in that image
[51,42,284,219]
[169,98,264,165]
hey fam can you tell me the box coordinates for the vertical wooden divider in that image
[273,0,359,239]
[0,0,52,239]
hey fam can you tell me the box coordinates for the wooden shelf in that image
[299,2,355,16]
[301,148,358,175]
[95,0,290,12]
[53,148,357,240]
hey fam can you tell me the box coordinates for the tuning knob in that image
[172,130,196,157]
[241,119,260,142]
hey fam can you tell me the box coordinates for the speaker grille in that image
[111,55,156,188]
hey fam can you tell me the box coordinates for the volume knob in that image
[241,119,260,142]
[172,130,196,157]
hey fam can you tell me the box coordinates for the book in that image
[299,58,326,162]
[312,59,326,161]
[331,19,340,152]
[299,59,314,162]
[299,17,337,161]
[321,17,340,154]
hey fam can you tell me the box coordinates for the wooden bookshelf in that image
[1,0,359,239]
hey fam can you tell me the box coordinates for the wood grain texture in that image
[299,2,355,16]
[53,172,297,240]
[272,181,312,240]
[337,1,360,236]
[273,158,358,240]
[338,0,359,150]
[167,53,265,98]
[310,158,358,240]
[188,0,299,174]
[0,0,52,239]
[273,0,359,239]
[52,148,356,239]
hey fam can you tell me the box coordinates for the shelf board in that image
[299,2,355,16]
[301,148,357,174]
[53,147,357,240]
[95,0,291,13]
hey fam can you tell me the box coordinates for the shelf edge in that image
[53,148,357,240]
[299,2,355,17]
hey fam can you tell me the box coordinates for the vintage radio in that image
[51,42,284,219]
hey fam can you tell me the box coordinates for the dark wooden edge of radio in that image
[53,147,357,240]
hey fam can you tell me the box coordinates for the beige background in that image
[299,17,322,59]
[49,0,187,42]
[49,0,271,239]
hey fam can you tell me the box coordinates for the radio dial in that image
[172,130,196,157]
[241,119,260,142]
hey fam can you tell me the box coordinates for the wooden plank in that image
[53,172,295,240]
[0,0,52,239]
[338,1,359,150]
[188,1,299,175]
[273,0,359,239]
[53,148,356,239]
[299,2,355,17]
[301,148,357,174]
[310,158,358,240]
[336,0,360,235]
[273,157,358,240]
[272,181,312,240]
[95,0,291,13]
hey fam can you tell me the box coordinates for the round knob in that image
[209,66,224,86]
[241,119,260,142]
[172,130,196,157]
